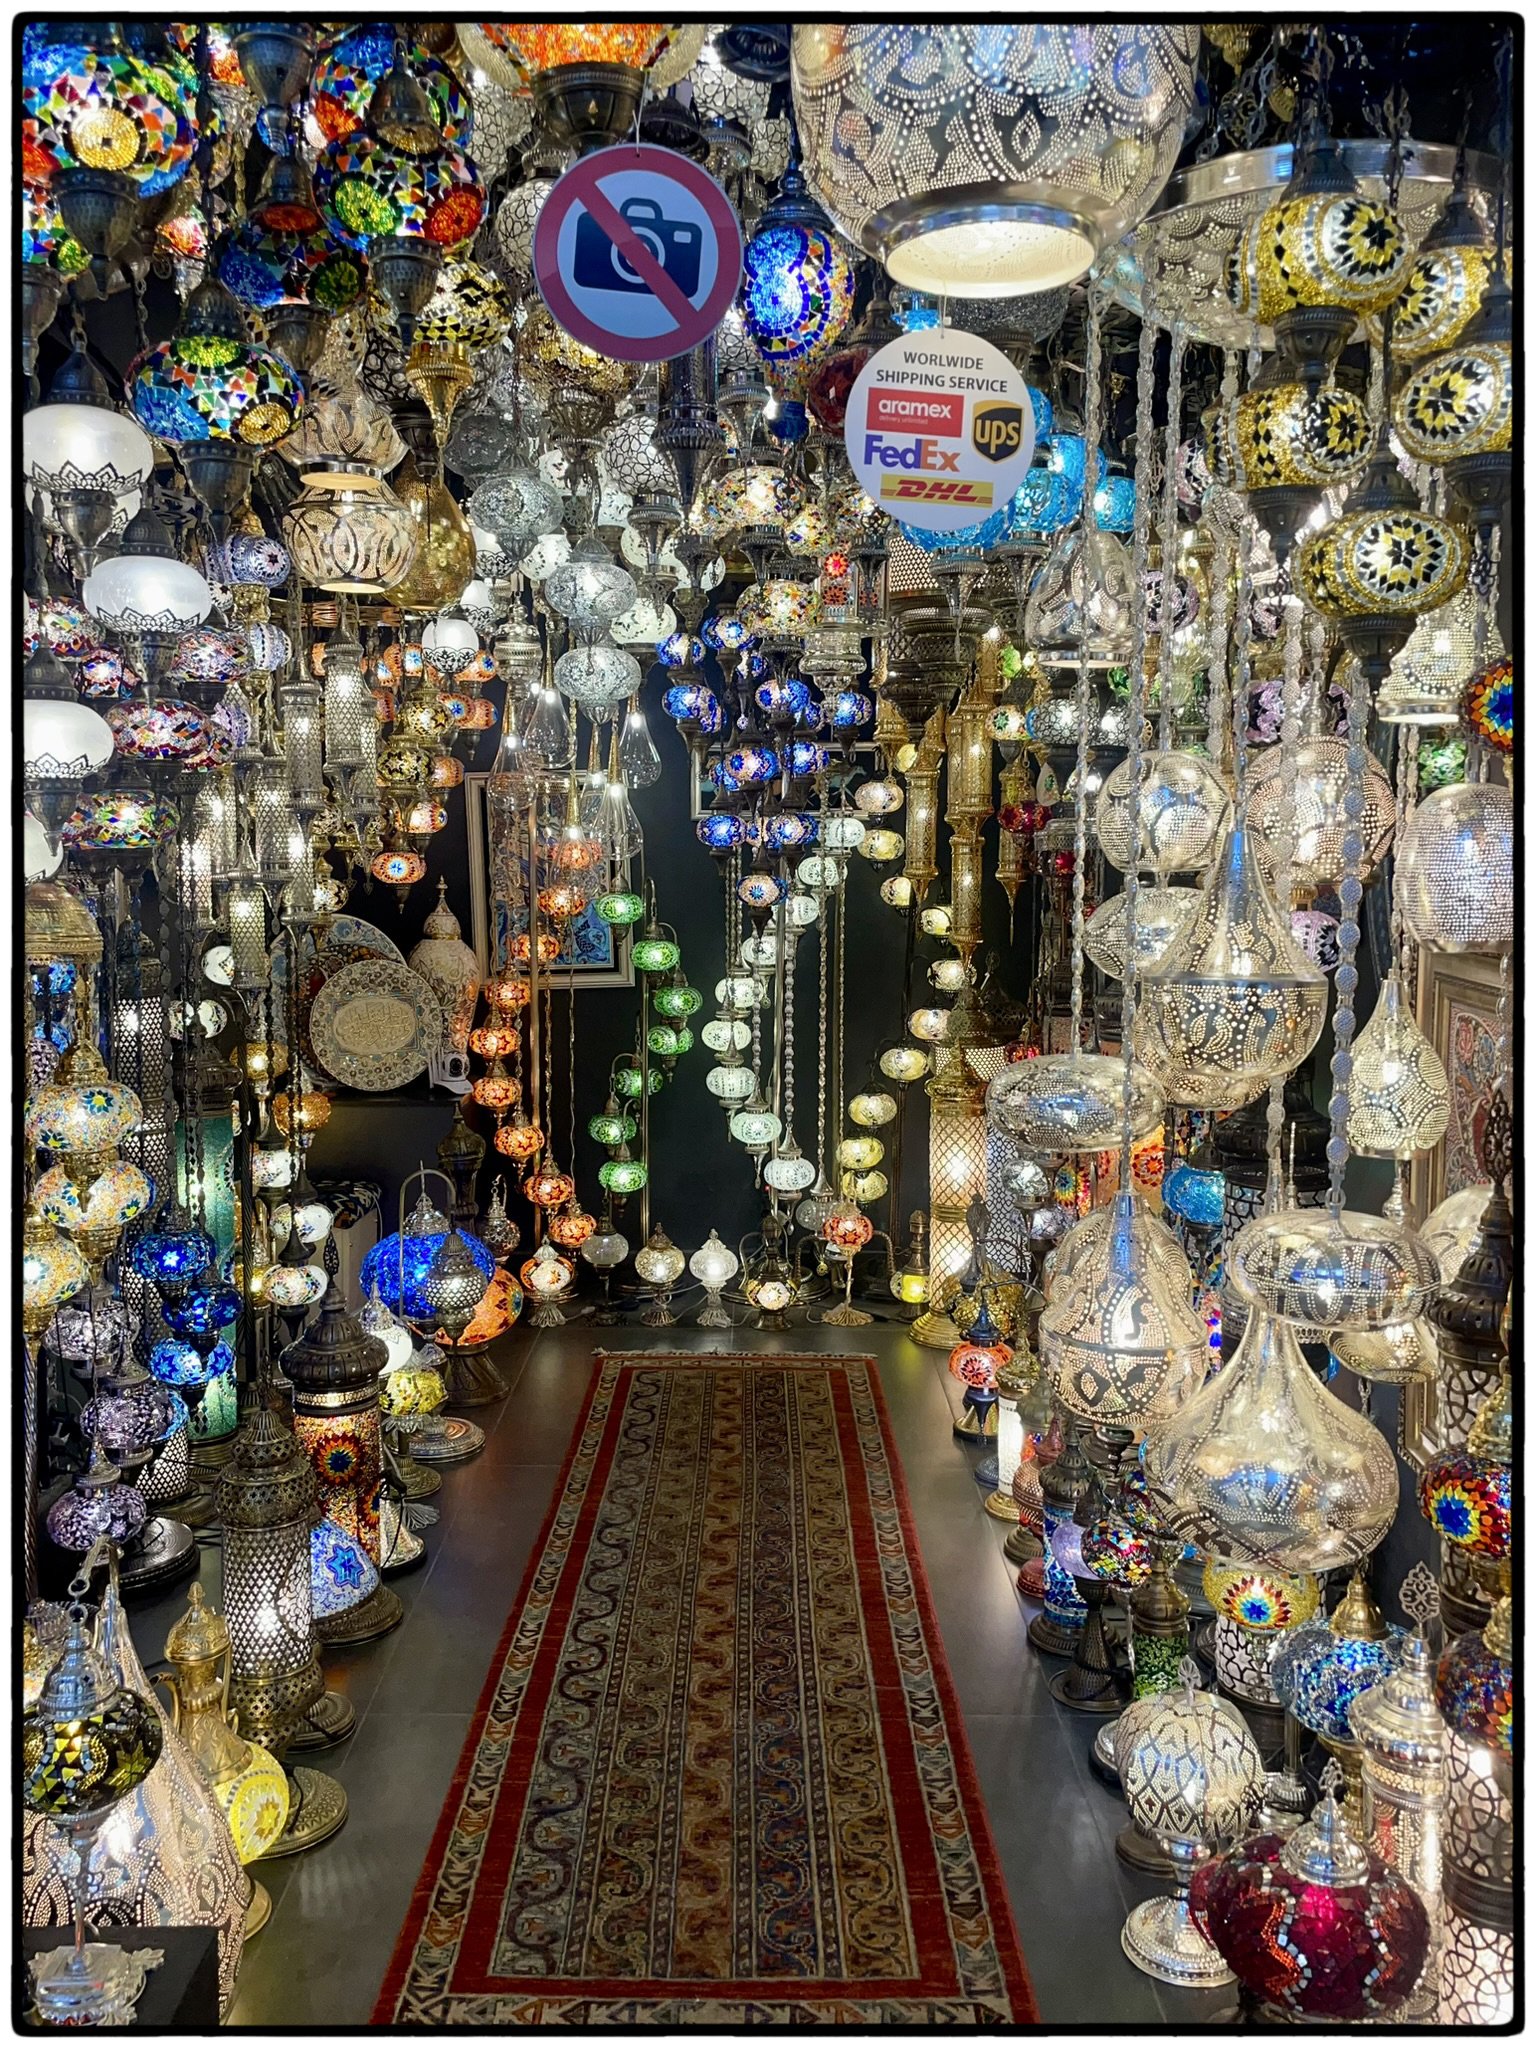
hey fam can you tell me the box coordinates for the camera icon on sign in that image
[573,195,703,298]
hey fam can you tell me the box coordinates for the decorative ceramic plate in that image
[309,959,442,1092]
[269,916,406,1051]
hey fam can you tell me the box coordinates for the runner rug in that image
[374,1352,1034,2025]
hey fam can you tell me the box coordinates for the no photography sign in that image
[534,143,743,363]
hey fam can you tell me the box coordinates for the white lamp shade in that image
[422,613,480,659]
[23,695,115,778]
[24,812,64,879]
[83,554,213,633]
[23,402,154,493]
[688,1232,740,1289]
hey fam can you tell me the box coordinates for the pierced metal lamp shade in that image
[1138,824,1328,1113]
[1096,752,1231,878]
[1377,590,1487,726]
[1143,1308,1399,1575]
[1394,781,1513,955]
[790,24,1200,294]
[1346,970,1450,1159]
[1044,1201,1191,1308]
[1039,1194,1207,1433]
[1228,1207,1445,1332]
[987,1052,1163,1156]
[1245,736,1396,893]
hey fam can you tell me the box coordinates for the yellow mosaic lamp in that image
[1232,117,1409,392]
[1203,360,1373,553]
[1293,425,1469,684]
[1394,268,1513,533]
[1372,168,1498,360]
[22,1203,89,1337]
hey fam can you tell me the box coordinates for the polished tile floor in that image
[131,1318,1234,2028]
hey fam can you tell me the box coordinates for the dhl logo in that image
[878,477,994,506]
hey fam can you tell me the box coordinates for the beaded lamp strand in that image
[1323,654,1371,1215]
[1115,289,1161,1192]
[815,793,831,1181]
[1264,597,1306,1170]
[1155,318,1187,754]
[1067,277,1106,1056]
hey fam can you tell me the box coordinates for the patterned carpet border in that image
[374,1351,1036,2026]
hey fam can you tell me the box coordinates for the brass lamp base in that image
[315,1581,404,1647]
[910,1307,959,1350]
[244,1878,272,1937]
[1027,1610,1081,1658]
[395,1450,442,1500]
[1116,1820,1178,1880]
[823,1302,873,1327]
[441,1349,508,1408]
[286,1689,356,1753]
[412,1415,485,1464]
[1004,1518,1041,1564]
[259,1765,348,1859]
[984,1487,1020,1522]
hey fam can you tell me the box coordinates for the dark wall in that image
[319,662,1043,1258]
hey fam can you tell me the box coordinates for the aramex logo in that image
[867,387,963,436]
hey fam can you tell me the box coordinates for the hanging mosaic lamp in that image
[1294,423,1469,686]
[1231,109,1410,394]
[741,153,856,443]
[314,46,485,346]
[458,24,704,152]
[127,278,305,537]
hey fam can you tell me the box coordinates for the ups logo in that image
[972,402,1024,463]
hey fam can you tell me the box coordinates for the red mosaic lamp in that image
[1190,1767,1430,2021]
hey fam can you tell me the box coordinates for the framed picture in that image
[464,773,634,989]
[1399,944,1502,1471]
[1407,947,1503,1219]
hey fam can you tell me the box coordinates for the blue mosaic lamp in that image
[310,1516,380,1621]
[831,688,874,730]
[148,1335,232,1389]
[128,1215,216,1301]
[161,1278,241,1339]
[696,813,746,852]
[741,156,856,443]
[1163,1160,1225,1230]
[361,1222,494,1326]
[1272,1574,1404,1749]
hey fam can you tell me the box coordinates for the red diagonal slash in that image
[576,175,698,334]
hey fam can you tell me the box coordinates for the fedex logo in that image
[866,387,963,435]
[862,433,961,472]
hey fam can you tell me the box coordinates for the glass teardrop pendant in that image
[618,699,662,788]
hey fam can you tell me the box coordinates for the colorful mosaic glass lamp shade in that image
[1191,1776,1431,2021]
[22,1607,165,2025]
